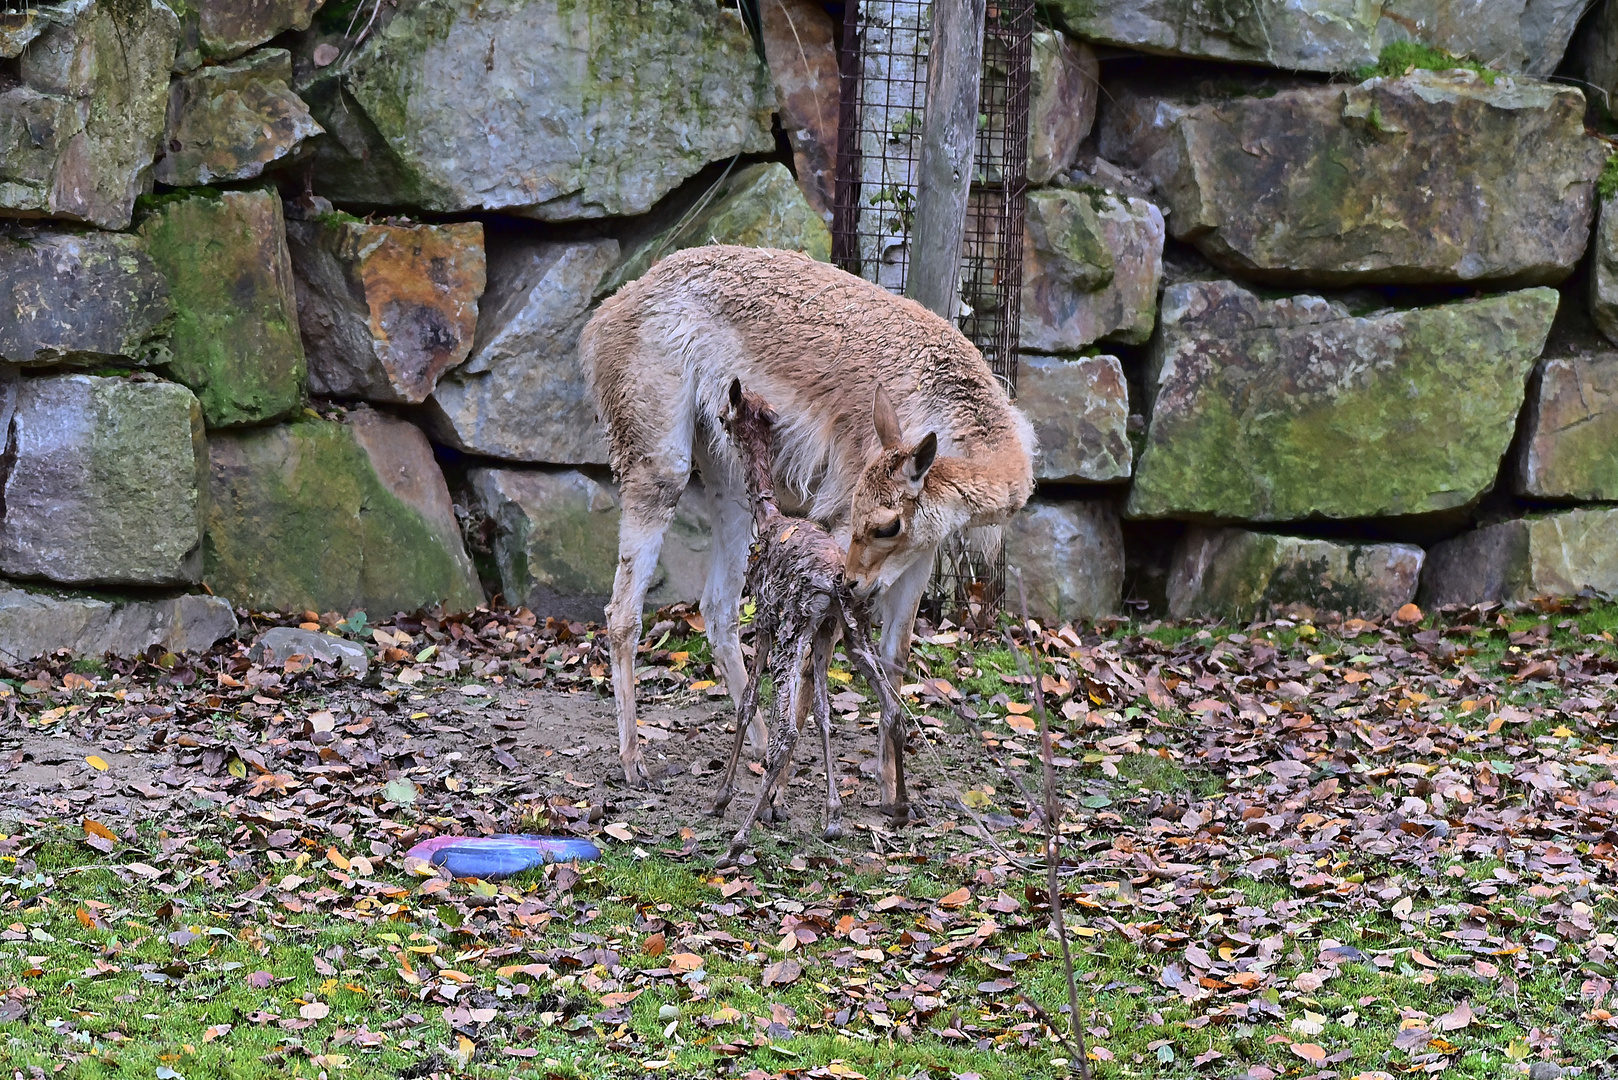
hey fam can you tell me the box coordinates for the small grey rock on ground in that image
[248,627,368,676]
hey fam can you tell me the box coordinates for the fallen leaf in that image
[1290,1043,1327,1065]
[1434,1000,1473,1031]
[762,959,801,987]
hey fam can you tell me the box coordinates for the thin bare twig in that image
[1009,569,1090,1080]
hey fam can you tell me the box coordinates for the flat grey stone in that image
[1167,527,1424,619]
[249,626,369,676]
[1515,353,1618,500]
[0,227,170,366]
[291,0,773,219]
[0,588,235,662]
[1421,508,1618,606]
[424,239,617,465]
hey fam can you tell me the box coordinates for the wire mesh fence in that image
[833,0,1033,628]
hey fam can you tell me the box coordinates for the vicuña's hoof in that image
[822,822,844,841]
[716,842,748,869]
[881,802,914,827]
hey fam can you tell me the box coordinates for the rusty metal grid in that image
[832,0,1032,629]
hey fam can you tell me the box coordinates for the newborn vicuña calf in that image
[710,379,904,867]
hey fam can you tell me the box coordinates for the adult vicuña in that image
[580,245,1036,789]
[709,378,902,852]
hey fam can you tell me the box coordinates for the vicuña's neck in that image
[923,448,1034,528]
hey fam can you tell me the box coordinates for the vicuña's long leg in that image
[845,605,913,826]
[710,619,772,818]
[606,471,685,788]
[700,477,764,752]
[720,633,811,867]
[811,619,842,840]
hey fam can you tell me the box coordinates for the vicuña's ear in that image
[903,432,938,490]
[728,378,743,409]
[872,385,902,450]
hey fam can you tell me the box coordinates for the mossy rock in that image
[204,411,483,616]
[1129,280,1558,521]
[137,188,306,429]
[293,0,773,218]
[1167,527,1423,619]
[604,163,832,295]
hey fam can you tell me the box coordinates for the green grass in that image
[7,603,1618,1077]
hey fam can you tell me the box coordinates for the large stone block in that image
[288,217,485,404]
[604,163,832,295]
[0,227,170,366]
[1017,355,1132,484]
[467,467,715,621]
[155,48,322,187]
[1167,527,1423,619]
[1046,0,1585,75]
[137,189,305,429]
[0,0,179,229]
[1096,65,1308,174]
[1129,281,1557,521]
[1004,498,1123,625]
[424,239,617,466]
[1421,508,1618,606]
[1,374,204,587]
[293,0,773,219]
[1140,71,1604,286]
[1028,30,1097,186]
[204,409,484,616]
[173,0,325,70]
[1515,353,1618,501]
[0,588,236,661]
[1020,187,1163,351]
[759,0,840,222]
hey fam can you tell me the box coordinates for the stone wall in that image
[2,0,1616,652]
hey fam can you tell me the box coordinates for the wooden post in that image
[905,0,986,320]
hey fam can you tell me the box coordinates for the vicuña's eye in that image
[871,519,901,539]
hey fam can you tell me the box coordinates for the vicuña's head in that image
[845,386,945,597]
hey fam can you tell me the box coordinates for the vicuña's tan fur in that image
[580,245,1035,788]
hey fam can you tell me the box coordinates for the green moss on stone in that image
[605,162,831,294]
[204,418,481,615]
[137,189,306,429]
[1353,41,1497,83]
[1599,155,1618,200]
[1131,285,1558,521]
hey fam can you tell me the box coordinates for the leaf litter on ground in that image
[0,597,1613,1077]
